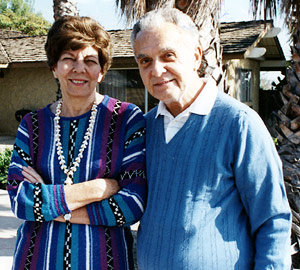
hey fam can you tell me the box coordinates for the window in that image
[99,69,158,113]
[236,69,252,103]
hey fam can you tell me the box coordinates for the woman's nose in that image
[73,60,86,73]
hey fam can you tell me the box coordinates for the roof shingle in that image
[220,20,270,54]
[0,20,278,65]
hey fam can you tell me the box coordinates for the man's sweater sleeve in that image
[233,109,291,269]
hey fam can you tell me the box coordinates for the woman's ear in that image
[52,66,57,79]
[97,71,104,83]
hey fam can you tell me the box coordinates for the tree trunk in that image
[175,1,223,86]
[53,0,79,21]
[270,29,300,269]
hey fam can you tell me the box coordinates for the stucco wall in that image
[0,66,57,136]
[1,59,262,136]
[223,59,260,112]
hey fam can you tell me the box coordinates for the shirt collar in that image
[155,78,218,119]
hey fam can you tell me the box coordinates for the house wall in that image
[0,66,57,136]
[0,58,263,136]
[223,59,260,112]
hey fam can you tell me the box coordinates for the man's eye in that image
[165,53,174,59]
[140,59,150,65]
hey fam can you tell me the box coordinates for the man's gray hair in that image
[130,7,201,51]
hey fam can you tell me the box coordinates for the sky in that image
[33,0,291,59]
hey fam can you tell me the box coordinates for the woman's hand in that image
[22,166,45,184]
[64,178,120,211]
[55,179,120,225]
[22,166,120,212]
[54,207,91,224]
[97,178,120,199]
[21,166,121,226]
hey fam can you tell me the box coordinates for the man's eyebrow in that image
[136,53,148,60]
[136,48,174,59]
[160,48,175,54]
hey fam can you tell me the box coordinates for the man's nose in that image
[151,60,166,77]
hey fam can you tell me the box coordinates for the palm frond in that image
[281,0,300,32]
[250,0,300,31]
[116,0,222,27]
[181,0,222,27]
[250,0,279,21]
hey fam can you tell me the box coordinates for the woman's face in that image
[52,46,103,100]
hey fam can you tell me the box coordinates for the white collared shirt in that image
[155,79,218,143]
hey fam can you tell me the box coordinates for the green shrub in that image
[273,137,279,146]
[0,148,13,190]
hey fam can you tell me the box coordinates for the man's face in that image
[133,22,202,106]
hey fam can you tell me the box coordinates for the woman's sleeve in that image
[7,114,71,222]
[86,106,147,226]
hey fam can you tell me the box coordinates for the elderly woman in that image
[7,16,146,270]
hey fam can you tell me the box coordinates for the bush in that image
[0,148,13,190]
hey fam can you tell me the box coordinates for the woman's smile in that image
[52,46,103,100]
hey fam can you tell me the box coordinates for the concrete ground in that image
[0,136,18,269]
[0,136,14,152]
[0,189,22,270]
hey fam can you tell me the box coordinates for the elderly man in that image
[131,6,291,270]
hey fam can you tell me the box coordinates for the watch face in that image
[64,213,72,221]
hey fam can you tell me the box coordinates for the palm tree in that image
[250,1,300,267]
[52,0,79,20]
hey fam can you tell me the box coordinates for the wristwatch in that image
[64,213,72,221]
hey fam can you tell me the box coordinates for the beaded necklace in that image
[54,100,97,185]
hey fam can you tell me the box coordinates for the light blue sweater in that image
[137,91,291,270]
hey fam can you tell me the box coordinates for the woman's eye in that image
[86,59,98,64]
[62,57,74,61]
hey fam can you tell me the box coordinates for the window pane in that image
[99,70,127,101]
[99,70,158,113]
[236,69,252,102]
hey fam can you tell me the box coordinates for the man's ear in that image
[194,46,202,71]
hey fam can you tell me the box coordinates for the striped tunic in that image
[7,95,146,270]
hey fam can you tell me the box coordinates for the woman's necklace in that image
[54,100,98,185]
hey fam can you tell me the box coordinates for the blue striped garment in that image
[7,95,146,270]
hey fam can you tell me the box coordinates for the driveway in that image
[0,189,22,270]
